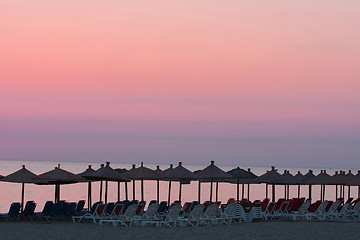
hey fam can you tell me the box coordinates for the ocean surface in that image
[0,160,357,213]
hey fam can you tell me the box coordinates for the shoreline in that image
[1,221,359,240]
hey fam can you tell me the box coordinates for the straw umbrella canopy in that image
[255,166,284,202]
[294,171,304,198]
[195,161,234,202]
[227,167,258,201]
[306,170,341,201]
[164,162,198,204]
[121,162,165,202]
[83,162,129,204]
[0,165,40,212]
[36,164,82,203]
[77,165,95,210]
[163,164,175,204]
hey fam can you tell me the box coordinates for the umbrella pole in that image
[336,185,338,199]
[284,185,287,199]
[287,185,290,199]
[358,186,360,199]
[179,182,182,204]
[198,181,201,203]
[242,184,245,200]
[133,180,136,201]
[168,181,172,205]
[309,185,312,202]
[342,185,345,200]
[21,183,25,213]
[58,184,61,203]
[125,182,128,201]
[157,180,160,203]
[323,185,326,201]
[266,184,268,199]
[105,181,108,204]
[320,185,323,201]
[247,184,250,200]
[117,182,120,201]
[272,184,275,202]
[348,186,351,201]
[215,182,219,202]
[88,182,92,210]
[210,179,213,202]
[99,181,103,202]
[141,178,144,202]
[236,178,239,202]
[297,185,300,198]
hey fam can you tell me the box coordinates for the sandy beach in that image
[1,221,359,240]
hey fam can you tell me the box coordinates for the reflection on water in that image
[0,160,357,213]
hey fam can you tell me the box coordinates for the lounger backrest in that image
[90,202,102,214]
[52,202,65,217]
[204,203,219,217]
[274,199,286,211]
[23,201,36,215]
[261,199,270,211]
[298,200,311,213]
[144,203,159,218]
[166,204,181,220]
[224,202,236,215]
[191,204,205,218]
[112,204,124,216]
[266,202,276,213]
[157,201,168,213]
[316,201,328,213]
[135,204,145,215]
[327,200,341,213]
[95,204,107,217]
[278,201,289,212]
[339,203,350,214]
[106,203,115,215]
[123,204,138,218]
[189,201,199,212]
[65,203,77,216]
[352,201,360,212]
[8,202,21,217]
[75,200,85,213]
[182,202,192,213]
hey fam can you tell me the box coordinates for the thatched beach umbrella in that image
[165,162,198,204]
[281,170,296,199]
[301,170,316,200]
[338,170,356,200]
[306,170,341,201]
[347,171,360,198]
[163,164,175,204]
[294,171,304,198]
[333,171,344,199]
[83,162,129,204]
[122,162,164,202]
[0,165,40,212]
[195,161,234,202]
[255,166,284,202]
[36,164,81,203]
[78,165,95,210]
[227,167,257,201]
[115,168,128,201]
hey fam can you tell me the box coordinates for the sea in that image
[0,159,357,213]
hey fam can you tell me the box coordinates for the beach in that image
[1,221,359,240]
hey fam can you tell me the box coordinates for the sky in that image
[1,0,360,168]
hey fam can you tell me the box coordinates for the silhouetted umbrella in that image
[163,164,175,205]
[115,168,128,201]
[281,170,296,199]
[83,162,129,203]
[78,165,95,210]
[294,171,304,198]
[165,162,198,203]
[338,170,356,200]
[227,167,257,201]
[333,171,344,199]
[255,166,284,202]
[36,164,82,203]
[301,170,316,200]
[195,161,234,202]
[122,162,165,202]
[0,165,40,212]
[306,170,341,201]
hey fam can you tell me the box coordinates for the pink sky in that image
[1,0,360,167]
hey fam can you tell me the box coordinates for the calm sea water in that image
[0,160,357,213]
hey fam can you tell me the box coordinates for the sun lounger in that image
[290,199,311,220]
[0,202,21,222]
[145,203,182,227]
[23,201,37,221]
[181,204,205,226]
[306,201,328,221]
[263,202,276,220]
[73,203,107,223]
[325,200,341,220]
[212,202,236,225]
[100,204,138,227]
